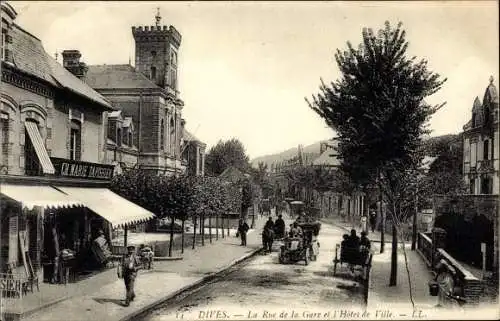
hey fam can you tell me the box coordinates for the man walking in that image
[369,209,377,233]
[117,245,142,306]
[237,219,250,246]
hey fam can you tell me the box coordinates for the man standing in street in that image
[117,245,142,307]
[369,209,377,233]
[237,219,250,246]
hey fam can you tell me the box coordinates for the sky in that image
[9,1,499,159]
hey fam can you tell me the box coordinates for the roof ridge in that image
[13,23,41,41]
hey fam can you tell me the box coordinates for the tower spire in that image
[489,75,494,85]
[155,7,161,26]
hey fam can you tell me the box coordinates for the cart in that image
[279,236,311,265]
[333,244,372,279]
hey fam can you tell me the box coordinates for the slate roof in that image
[86,64,159,89]
[9,24,112,110]
[182,128,202,143]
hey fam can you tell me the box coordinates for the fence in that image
[416,231,484,306]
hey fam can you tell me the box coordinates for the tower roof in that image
[472,96,482,110]
[484,76,499,104]
[86,64,159,89]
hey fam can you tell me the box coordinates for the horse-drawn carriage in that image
[278,213,321,265]
[332,243,372,278]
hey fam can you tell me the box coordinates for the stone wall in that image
[433,194,498,270]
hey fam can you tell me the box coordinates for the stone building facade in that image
[0,3,155,303]
[462,77,499,195]
[68,12,205,175]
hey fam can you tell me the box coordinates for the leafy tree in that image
[205,138,251,176]
[307,21,446,286]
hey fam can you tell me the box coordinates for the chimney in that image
[62,50,88,80]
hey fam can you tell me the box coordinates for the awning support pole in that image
[124,225,128,248]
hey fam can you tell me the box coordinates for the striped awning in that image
[0,184,84,210]
[25,121,55,174]
[55,187,155,228]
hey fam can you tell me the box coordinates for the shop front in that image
[0,158,155,299]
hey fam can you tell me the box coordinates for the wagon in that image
[279,236,311,265]
[332,244,372,279]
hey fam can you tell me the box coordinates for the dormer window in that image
[151,66,157,81]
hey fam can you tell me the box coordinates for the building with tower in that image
[66,9,205,175]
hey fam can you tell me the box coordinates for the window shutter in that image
[8,215,19,264]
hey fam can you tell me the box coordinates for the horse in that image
[262,227,275,253]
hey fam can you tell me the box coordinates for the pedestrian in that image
[369,209,377,233]
[274,214,286,239]
[360,214,367,233]
[237,219,249,246]
[117,245,142,307]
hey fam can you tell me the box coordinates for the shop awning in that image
[25,121,56,174]
[55,187,155,228]
[0,184,84,210]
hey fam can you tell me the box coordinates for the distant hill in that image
[251,133,462,169]
[251,141,324,168]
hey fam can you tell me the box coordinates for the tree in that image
[307,21,446,287]
[205,138,251,176]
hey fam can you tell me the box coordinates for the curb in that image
[119,247,263,321]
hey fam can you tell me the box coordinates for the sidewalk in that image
[6,218,266,321]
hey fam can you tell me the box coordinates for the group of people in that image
[341,229,371,250]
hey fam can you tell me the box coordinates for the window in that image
[484,107,490,125]
[151,50,157,58]
[70,120,81,160]
[25,120,41,176]
[116,127,122,147]
[472,113,476,127]
[470,179,475,194]
[481,177,492,194]
[1,29,5,61]
[483,140,489,160]
[169,118,175,153]
[470,142,477,167]
[0,112,9,169]
[151,67,156,81]
[170,68,177,89]
[160,119,165,150]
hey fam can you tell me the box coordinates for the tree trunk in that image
[201,213,205,246]
[227,216,230,236]
[221,214,225,238]
[411,187,418,251]
[181,219,185,254]
[389,222,398,286]
[216,214,219,240]
[379,190,385,254]
[192,216,197,250]
[168,216,175,257]
[209,214,212,244]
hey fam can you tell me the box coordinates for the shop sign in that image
[50,158,114,180]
